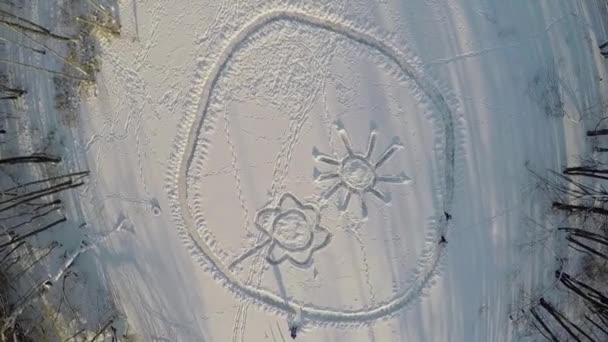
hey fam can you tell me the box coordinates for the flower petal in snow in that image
[267,240,314,267]
[301,203,320,228]
[266,241,289,265]
[284,248,315,267]
[277,192,304,211]
[255,207,279,236]
[311,224,332,252]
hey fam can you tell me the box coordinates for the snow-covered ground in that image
[70,0,608,340]
[0,0,127,338]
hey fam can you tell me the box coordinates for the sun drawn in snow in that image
[314,124,411,217]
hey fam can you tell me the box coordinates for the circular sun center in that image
[272,210,312,250]
[340,156,376,190]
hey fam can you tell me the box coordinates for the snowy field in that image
[54,0,608,340]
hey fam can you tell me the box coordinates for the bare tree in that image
[529,306,560,342]
[556,228,608,260]
[0,83,25,100]
[0,154,60,165]
[553,202,608,216]
[522,164,608,340]
[0,9,72,41]
[587,129,608,137]
[538,297,594,342]
[557,272,608,312]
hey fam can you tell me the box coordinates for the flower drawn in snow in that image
[255,193,332,267]
[314,124,411,217]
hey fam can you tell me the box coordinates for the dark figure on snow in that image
[290,325,298,339]
[444,211,452,221]
[440,235,447,244]
[600,41,608,58]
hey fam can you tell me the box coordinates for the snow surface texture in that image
[0,0,126,337]
[168,9,458,324]
[79,0,608,341]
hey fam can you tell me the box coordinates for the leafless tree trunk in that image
[587,129,608,137]
[586,314,608,336]
[563,166,608,180]
[0,58,91,81]
[565,235,608,260]
[0,217,66,249]
[0,9,52,35]
[564,167,608,175]
[0,16,72,42]
[558,228,608,244]
[1,171,88,195]
[0,154,60,165]
[538,298,590,342]
[0,241,23,265]
[557,272,608,311]
[0,84,26,100]
[557,228,608,260]
[530,307,560,342]
[89,317,114,342]
[553,202,608,216]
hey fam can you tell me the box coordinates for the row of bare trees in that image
[0,0,121,81]
[529,272,608,342]
[0,164,88,340]
[0,1,126,340]
[521,124,608,341]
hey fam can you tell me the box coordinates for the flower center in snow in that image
[340,156,376,190]
[272,210,312,250]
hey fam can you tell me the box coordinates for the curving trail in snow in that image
[77,0,608,340]
[166,8,458,325]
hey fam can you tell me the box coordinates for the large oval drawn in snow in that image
[167,10,456,325]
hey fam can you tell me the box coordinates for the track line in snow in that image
[166,7,462,326]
